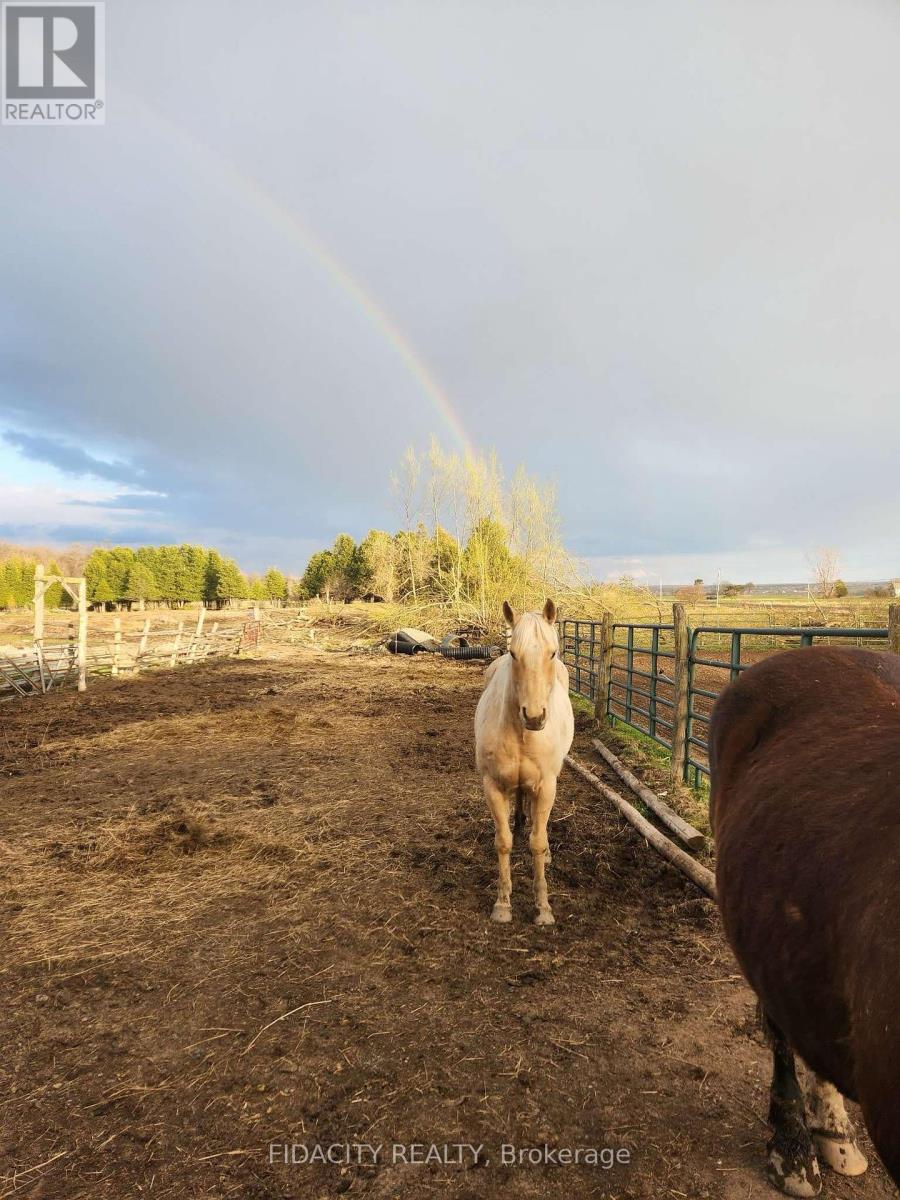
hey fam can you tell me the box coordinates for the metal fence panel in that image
[560,616,893,786]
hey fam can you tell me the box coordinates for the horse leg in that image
[764,1017,822,1197]
[516,787,549,862]
[805,1074,868,1177]
[530,777,556,926]
[483,776,513,923]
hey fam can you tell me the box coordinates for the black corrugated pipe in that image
[438,643,499,660]
[437,634,501,660]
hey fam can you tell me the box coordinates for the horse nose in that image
[522,707,547,730]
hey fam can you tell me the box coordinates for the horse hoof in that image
[766,1146,822,1197]
[812,1134,868,1177]
[491,902,512,923]
[534,909,555,927]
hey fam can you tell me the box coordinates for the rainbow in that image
[130,94,476,459]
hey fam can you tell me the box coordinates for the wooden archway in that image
[33,564,88,692]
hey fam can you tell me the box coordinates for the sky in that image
[2,0,900,584]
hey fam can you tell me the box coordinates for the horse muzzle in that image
[522,708,547,732]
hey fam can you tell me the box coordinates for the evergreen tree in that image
[330,534,357,597]
[16,559,35,607]
[203,551,225,606]
[2,560,21,607]
[124,562,159,607]
[263,567,288,602]
[84,550,111,604]
[104,547,135,602]
[92,576,114,607]
[154,546,183,605]
[136,546,161,602]
[215,557,248,605]
[248,577,268,601]
[44,560,64,608]
[178,544,206,602]
[301,550,335,599]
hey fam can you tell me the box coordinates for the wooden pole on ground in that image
[77,579,87,692]
[889,604,900,655]
[670,603,689,785]
[566,754,716,899]
[591,737,704,849]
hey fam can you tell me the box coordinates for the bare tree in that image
[385,441,576,623]
[809,547,841,599]
[390,447,422,602]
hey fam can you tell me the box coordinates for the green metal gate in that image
[559,614,893,785]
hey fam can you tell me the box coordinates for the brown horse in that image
[710,645,900,1195]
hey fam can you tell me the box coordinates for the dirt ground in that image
[0,648,894,1199]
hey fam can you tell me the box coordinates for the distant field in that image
[0,590,894,665]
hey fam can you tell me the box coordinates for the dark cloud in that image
[3,432,143,485]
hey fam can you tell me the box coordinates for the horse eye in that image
[550,650,556,658]
[509,650,516,661]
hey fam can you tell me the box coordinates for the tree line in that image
[0,545,290,611]
[300,441,577,622]
[0,557,65,610]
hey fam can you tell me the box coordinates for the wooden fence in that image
[0,609,261,704]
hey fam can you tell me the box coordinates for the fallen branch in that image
[591,738,705,849]
[565,754,716,899]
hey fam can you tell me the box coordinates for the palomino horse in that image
[711,646,900,1195]
[474,599,574,925]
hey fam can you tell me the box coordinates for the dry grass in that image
[275,593,896,654]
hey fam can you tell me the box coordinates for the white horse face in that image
[503,599,559,731]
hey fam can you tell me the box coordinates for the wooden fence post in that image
[111,616,121,677]
[33,562,45,644]
[138,619,150,666]
[593,612,613,723]
[889,604,900,655]
[77,579,88,692]
[189,607,206,662]
[171,620,185,667]
[670,603,689,784]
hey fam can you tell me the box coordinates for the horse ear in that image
[502,600,516,627]
[543,598,557,624]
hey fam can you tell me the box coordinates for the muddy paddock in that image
[0,649,893,1199]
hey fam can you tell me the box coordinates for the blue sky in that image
[2,0,900,583]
